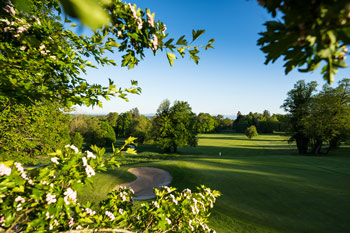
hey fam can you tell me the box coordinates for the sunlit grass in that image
[82,133,350,233]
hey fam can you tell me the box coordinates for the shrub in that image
[71,132,84,150]
[0,138,220,232]
[245,125,259,139]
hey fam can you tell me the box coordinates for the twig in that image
[5,208,34,233]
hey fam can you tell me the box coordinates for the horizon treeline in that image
[0,98,288,160]
[67,108,288,146]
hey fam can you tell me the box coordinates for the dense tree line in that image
[233,110,288,134]
[0,97,293,157]
[282,79,350,154]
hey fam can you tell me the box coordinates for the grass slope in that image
[83,133,350,233]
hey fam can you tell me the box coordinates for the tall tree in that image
[281,80,317,154]
[197,113,216,133]
[151,100,198,153]
[303,79,350,154]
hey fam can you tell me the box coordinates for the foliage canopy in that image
[258,0,350,84]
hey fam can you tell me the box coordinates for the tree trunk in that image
[311,139,323,154]
[326,138,339,154]
[164,147,171,153]
[296,134,309,154]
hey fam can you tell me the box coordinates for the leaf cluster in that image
[258,0,350,83]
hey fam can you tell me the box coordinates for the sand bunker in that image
[114,167,172,200]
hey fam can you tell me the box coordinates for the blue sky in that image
[74,0,348,116]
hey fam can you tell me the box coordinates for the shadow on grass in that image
[177,145,298,157]
[198,136,288,142]
[149,158,350,233]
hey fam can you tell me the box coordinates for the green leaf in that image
[13,185,25,192]
[60,0,110,28]
[176,35,187,46]
[192,29,205,42]
[166,52,177,67]
[177,47,185,58]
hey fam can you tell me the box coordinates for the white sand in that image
[114,167,172,200]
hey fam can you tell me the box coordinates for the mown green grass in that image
[82,133,350,233]
[78,167,136,205]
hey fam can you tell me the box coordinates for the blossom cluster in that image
[14,162,34,185]
[82,156,95,177]
[105,211,116,221]
[85,208,96,215]
[14,196,25,211]
[64,188,77,205]
[46,193,57,205]
[0,137,219,232]
[128,3,142,30]
[65,144,79,154]
[1,1,35,39]
[0,163,11,176]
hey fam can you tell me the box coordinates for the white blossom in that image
[170,194,178,205]
[14,162,28,180]
[189,219,194,231]
[200,222,210,231]
[162,24,167,35]
[69,217,74,227]
[15,196,25,203]
[0,19,10,25]
[146,13,154,27]
[150,34,158,50]
[14,162,24,173]
[128,3,137,18]
[20,172,28,180]
[86,151,96,159]
[82,157,88,167]
[64,188,77,205]
[53,219,58,227]
[46,212,54,219]
[51,157,59,165]
[28,179,34,185]
[165,217,171,225]
[183,188,191,194]
[190,205,197,215]
[162,186,171,193]
[39,44,46,50]
[46,193,57,204]
[199,200,205,210]
[65,144,79,153]
[137,17,143,30]
[85,165,95,177]
[152,201,160,209]
[76,225,82,230]
[0,164,11,176]
[105,211,115,221]
[31,15,41,25]
[0,215,5,226]
[3,1,15,15]
[17,24,30,34]
[119,208,124,215]
[85,208,96,215]
[117,30,122,37]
